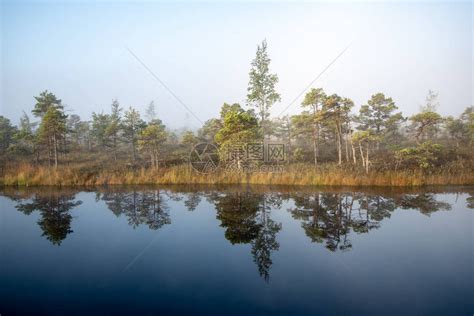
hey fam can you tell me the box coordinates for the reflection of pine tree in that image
[321,194,352,251]
[16,193,81,245]
[184,193,201,211]
[397,193,451,215]
[99,189,170,230]
[251,199,281,281]
[213,191,261,244]
[212,191,282,281]
[139,190,171,230]
[289,191,454,252]
[289,193,398,252]
[291,193,326,243]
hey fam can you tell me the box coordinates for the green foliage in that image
[11,112,35,156]
[460,106,474,145]
[122,107,146,161]
[0,116,17,156]
[105,100,122,159]
[38,107,67,140]
[91,112,111,148]
[321,94,353,126]
[246,40,280,137]
[409,111,443,143]
[352,129,379,143]
[138,119,167,168]
[37,105,68,167]
[181,130,197,147]
[395,142,443,170]
[32,90,63,118]
[1,82,472,177]
[302,88,326,113]
[215,103,259,159]
[198,118,222,142]
[357,93,404,136]
[292,148,305,162]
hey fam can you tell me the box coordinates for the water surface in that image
[1,185,472,315]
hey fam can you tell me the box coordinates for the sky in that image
[1,1,472,129]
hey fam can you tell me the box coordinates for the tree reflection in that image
[98,189,171,230]
[1,186,464,274]
[211,191,282,281]
[184,192,201,211]
[15,192,82,245]
[397,193,451,215]
[289,191,451,252]
[467,193,474,209]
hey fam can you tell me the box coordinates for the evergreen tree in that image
[138,119,167,168]
[32,90,63,118]
[123,107,146,162]
[37,106,67,168]
[301,88,326,166]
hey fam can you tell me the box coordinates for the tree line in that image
[0,40,472,173]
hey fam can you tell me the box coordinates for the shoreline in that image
[2,164,473,187]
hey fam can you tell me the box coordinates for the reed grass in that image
[1,162,473,187]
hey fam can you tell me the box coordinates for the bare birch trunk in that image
[344,134,349,163]
[365,142,369,174]
[337,126,342,165]
[350,133,357,165]
[359,142,365,167]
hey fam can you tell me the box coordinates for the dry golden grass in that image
[1,162,473,187]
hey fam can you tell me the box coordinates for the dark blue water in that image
[0,186,472,316]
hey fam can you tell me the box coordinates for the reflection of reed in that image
[2,183,472,199]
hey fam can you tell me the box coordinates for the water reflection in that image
[12,190,82,245]
[397,193,452,215]
[1,186,470,281]
[97,189,171,230]
[467,193,474,209]
[209,191,282,281]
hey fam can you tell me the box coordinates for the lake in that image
[0,185,472,316]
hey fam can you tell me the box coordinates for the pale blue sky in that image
[1,1,472,128]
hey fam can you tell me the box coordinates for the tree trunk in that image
[47,135,52,168]
[113,137,117,161]
[312,110,319,166]
[359,142,365,167]
[365,142,369,174]
[312,131,318,166]
[336,125,342,165]
[286,117,291,165]
[344,133,349,163]
[53,133,58,168]
[350,133,357,165]
[132,134,136,162]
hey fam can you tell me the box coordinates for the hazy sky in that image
[1,1,472,129]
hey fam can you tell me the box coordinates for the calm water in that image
[0,185,472,316]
